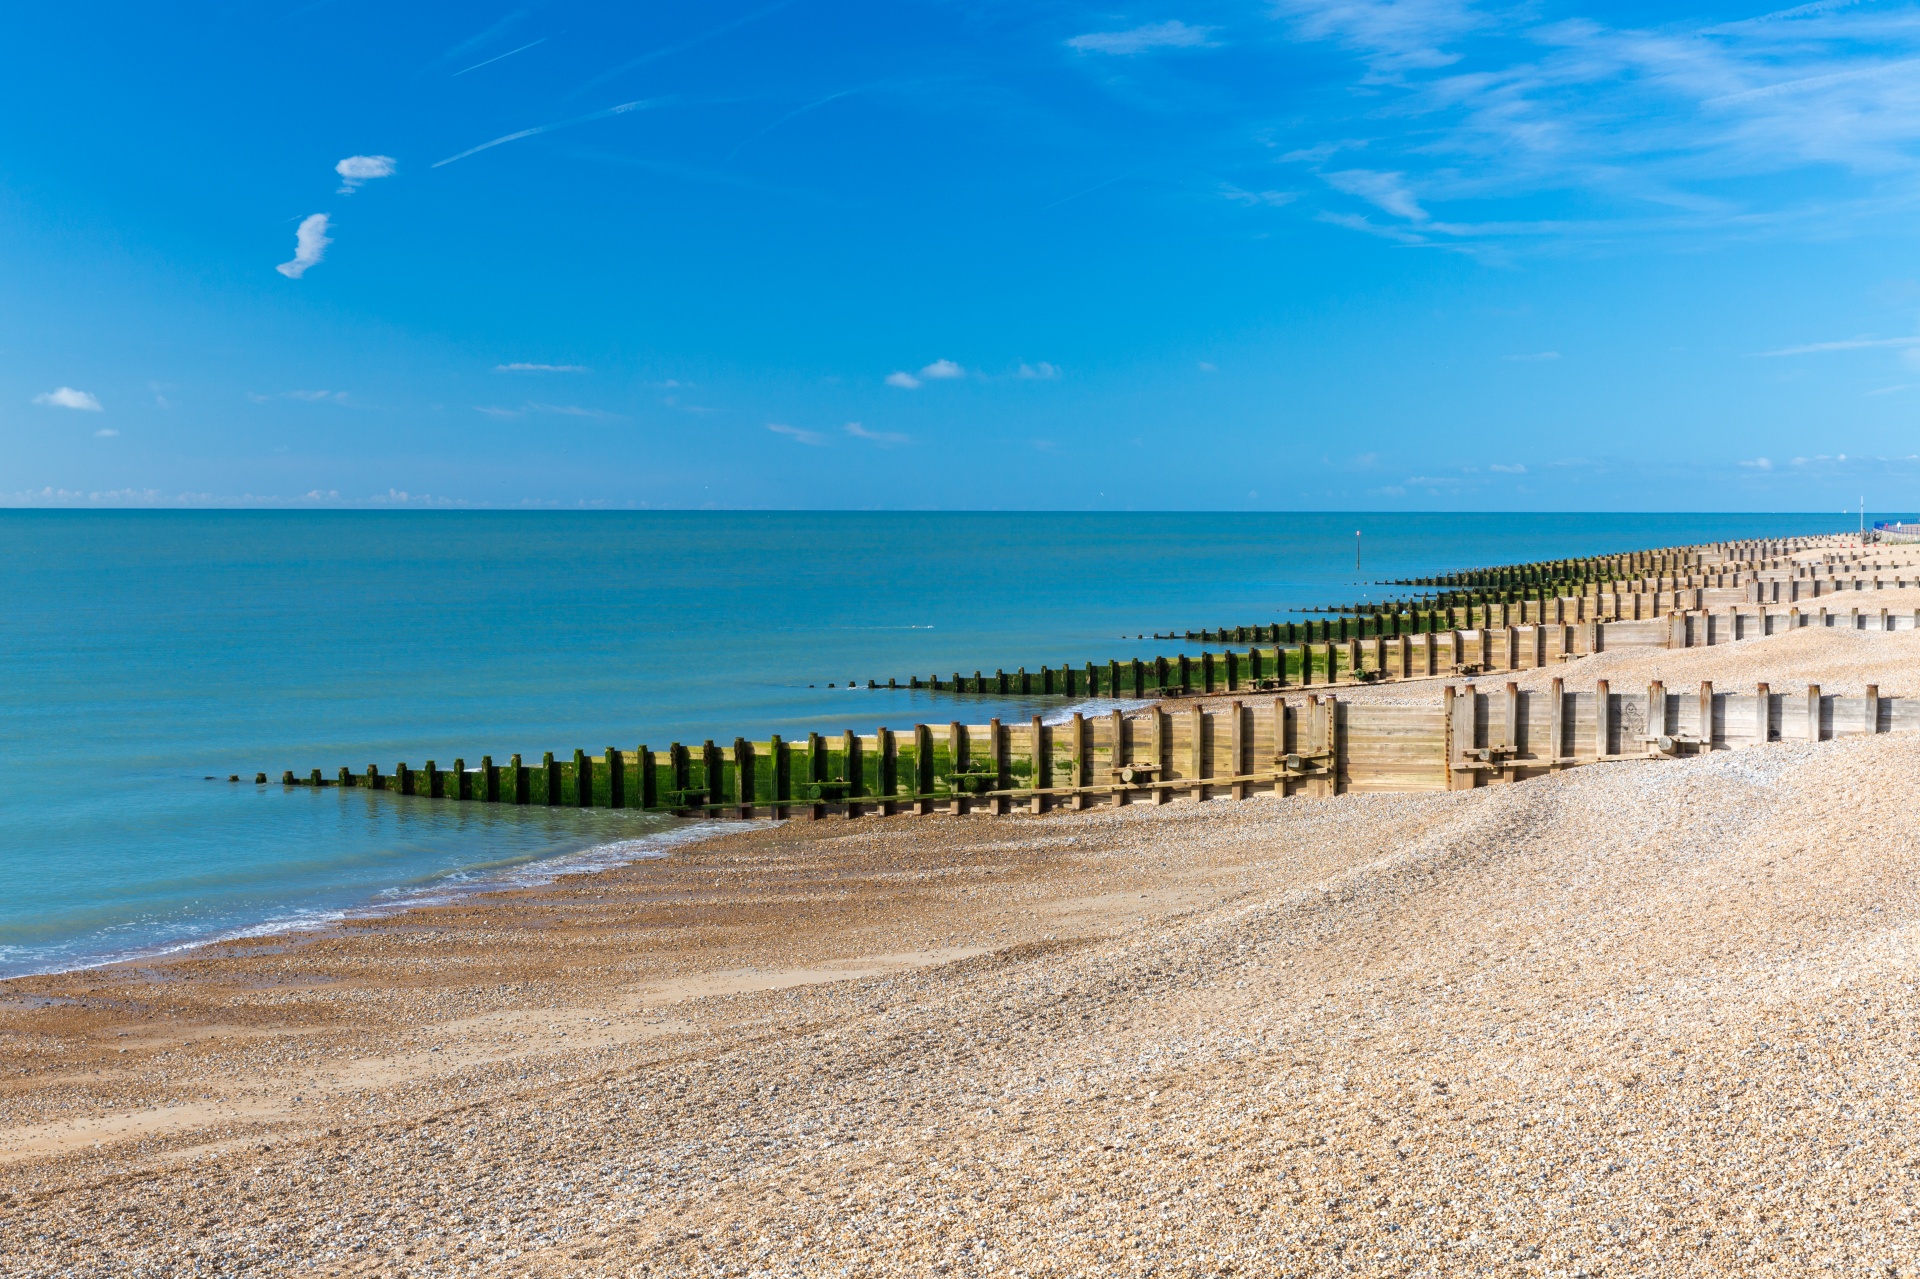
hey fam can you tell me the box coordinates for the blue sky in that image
[6,1,1920,510]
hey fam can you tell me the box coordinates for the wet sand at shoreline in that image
[6,629,1920,1276]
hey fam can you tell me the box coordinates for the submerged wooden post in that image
[510,754,528,804]
[605,747,623,808]
[574,748,591,808]
[543,752,559,806]
[424,760,440,799]
[481,756,497,802]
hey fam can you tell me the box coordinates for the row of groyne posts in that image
[259,532,1911,817]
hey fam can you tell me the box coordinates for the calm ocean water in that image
[0,510,1852,976]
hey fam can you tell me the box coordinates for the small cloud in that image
[276,213,331,279]
[34,387,103,411]
[884,371,922,389]
[1221,185,1298,208]
[1016,361,1059,380]
[284,389,347,402]
[845,421,909,446]
[495,362,588,373]
[1489,462,1527,473]
[1197,361,1217,373]
[1031,438,1059,452]
[1505,351,1560,362]
[1866,384,1910,396]
[474,405,523,418]
[767,422,825,446]
[334,155,397,194]
[527,402,619,418]
[1067,20,1217,55]
[94,428,119,437]
[920,359,964,379]
[1741,457,1773,470]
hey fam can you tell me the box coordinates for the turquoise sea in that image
[0,510,1855,976]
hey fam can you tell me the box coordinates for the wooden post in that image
[602,747,621,808]
[1229,700,1247,799]
[1320,695,1340,797]
[990,718,1009,816]
[1867,684,1881,735]
[638,746,656,809]
[544,752,559,806]
[1500,682,1519,779]
[1297,644,1313,688]
[480,756,496,802]
[451,759,469,801]
[1504,626,1519,672]
[1698,683,1713,749]
[1152,708,1170,804]
[1071,712,1090,810]
[876,728,896,817]
[948,722,967,816]
[423,760,440,799]
[573,749,591,808]
[1807,684,1822,742]
[1422,631,1436,677]
[734,737,755,818]
[1110,708,1129,806]
[1190,705,1207,801]
[1225,649,1239,692]
[1030,715,1048,815]
[808,733,827,821]
[1595,680,1611,759]
[1548,677,1565,768]
[908,725,931,816]
[1647,681,1666,745]
[702,741,723,816]
[1201,652,1215,695]
[842,730,861,819]
[510,754,528,805]
[770,736,788,818]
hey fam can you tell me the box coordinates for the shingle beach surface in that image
[4,629,1920,1275]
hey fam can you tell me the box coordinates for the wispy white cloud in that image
[453,37,547,78]
[1017,361,1060,379]
[276,214,331,278]
[845,421,909,446]
[1759,335,1920,355]
[1067,20,1219,55]
[1222,184,1299,207]
[432,99,668,168]
[1489,461,1527,473]
[767,422,825,445]
[1505,350,1561,361]
[920,358,965,379]
[1741,456,1774,469]
[884,371,922,389]
[1267,1,1920,248]
[33,387,103,411]
[94,428,119,438]
[334,155,397,194]
[495,362,589,373]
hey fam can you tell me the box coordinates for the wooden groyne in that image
[264,675,1911,818]
[260,533,1920,818]
[883,534,1867,695]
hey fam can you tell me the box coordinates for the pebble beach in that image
[4,626,1918,1276]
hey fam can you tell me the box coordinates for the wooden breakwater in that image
[884,534,1868,695]
[264,673,1913,818]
